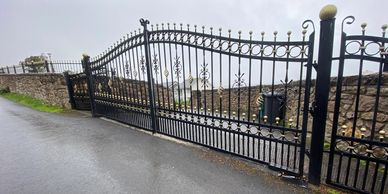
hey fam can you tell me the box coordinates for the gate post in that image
[140,18,159,134]
[21,63,25,73]
[64,72,76,109]
[44,60,50,73]
[83,54,97,117]
[308,5,337,185]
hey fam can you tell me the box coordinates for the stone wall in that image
[326,73,388,139]
[0,74,71,108]
[190,73,388,138]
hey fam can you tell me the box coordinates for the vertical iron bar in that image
[141,18,159,133]
[327,30,347,184]
[45,60,50,73]
[22,63,25,73]
[83,54,97,117]
[64,72,76,109]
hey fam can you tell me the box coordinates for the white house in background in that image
[170,78,212,102]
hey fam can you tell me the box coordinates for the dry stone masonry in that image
[0,74,71,108]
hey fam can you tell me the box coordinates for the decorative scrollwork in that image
[302,19,315,33]
[98,83,103,92]
[188,74,194,85]
[148,30,311,62]
[108,79,113,89]
[73,84,78,92]
[276,79,295,111]
[153,54,159,74]
[217,84,224,97]
[256,93,264,107]
[164,69,169,77]
[139,18,150,27]
[174,57,182,78]
[200,63,210,89]
[140,56,146,74]
[125,61,130,76]
[232,70,246,88]
[341,16,355,33]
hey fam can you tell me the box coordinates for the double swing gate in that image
[85,19,314,177]
[65,9,388,194]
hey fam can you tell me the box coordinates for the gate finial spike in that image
[319,4,337,20]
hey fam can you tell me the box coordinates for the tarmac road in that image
[0,97,312,194]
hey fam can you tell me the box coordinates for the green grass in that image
[327,188,342,194]
[0,92,65,113]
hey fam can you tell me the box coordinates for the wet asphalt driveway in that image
[0,97,312,194]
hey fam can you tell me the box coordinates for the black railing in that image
[0,60,83,74]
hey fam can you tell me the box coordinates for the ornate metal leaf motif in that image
[153,54,159,74]
[277,79,294,111]
[174,57,182,78]
[140,56,145,64]
[217,84,224,97]
[188,74,194,85]
[141,65,146,74]
[233,70,246,88]
[200,63,210,89]
[164,69,169,77]
[140,56,146,74]
[133,70,138,78]
[125,61,130,76]
[98,83,103,92]
[256,93,264,106]
[108,79,113,88]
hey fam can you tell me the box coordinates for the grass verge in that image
[0,92,65,113]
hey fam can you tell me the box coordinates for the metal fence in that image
[1,5,384,194]
[0,60,83,74]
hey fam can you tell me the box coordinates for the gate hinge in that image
[304,60,318,71]
[312,60,318,71]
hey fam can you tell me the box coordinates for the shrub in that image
[0,86,10,94]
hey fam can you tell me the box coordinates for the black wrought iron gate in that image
[64,72,91,110]
[323,17,388,194]
[64,6,388,193]
[83,19,315,176]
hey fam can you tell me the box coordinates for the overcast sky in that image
[0,0,387,67]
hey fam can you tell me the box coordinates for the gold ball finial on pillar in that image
[319,4,337,20]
